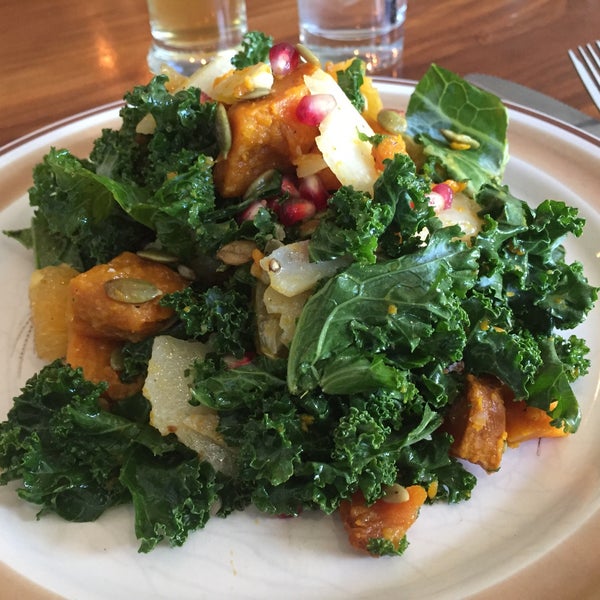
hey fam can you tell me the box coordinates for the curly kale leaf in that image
[308,185,394,264]
[288,228,479,394]
[367,536,410,557]
[23,149,153,269]
[161,284,254,357]
[91,76,218,191]
[0,361,219,551]
[191,357,451,516]
[374,153,436,257]
[336,58,366,112]
[474,183,597,333]
[231,31,273,68]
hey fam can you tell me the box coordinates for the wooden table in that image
[0,0,598,147]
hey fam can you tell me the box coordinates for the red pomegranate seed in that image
[298,175,330,211]
[280,174,300,198]
[278,198,316,226]
[296,94,337,126]
[224,352,254,369]
[238,199,267,222]
[431,183,454,209]
[269,42,301,78]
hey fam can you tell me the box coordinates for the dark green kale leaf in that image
[91,76,219,192]
[474,183,597,333]
[230,31,273,69]
[336,58,366,112]
[406,64,508,194]
[120,446,220,552]
[288,228,479,394]
[117,337,155,383]
[24,149,152,269]
[0,361,219,552]
[367,536,409,557]
[195,355,444,515]
[161,284,254,357]
[374,153,436,257]
[308,185,394,264]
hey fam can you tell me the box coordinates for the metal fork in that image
[568,41,600,112]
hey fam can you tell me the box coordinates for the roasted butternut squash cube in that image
[67,251,188,342]
[213,62,321,198]
[505,399,569,447]
[339,486,427,556]
[66,329,143,400]
[444,374,507,472]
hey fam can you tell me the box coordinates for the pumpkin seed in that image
[240,87,272,101]
[377,109,407,134]
[216,240,257,265]
[110,348,125,372]
[135,112,157,135]
[136,248,178,264]
[215,103,232,158]
[104,278,162,304]
[382,483,410,504]
[295,43,321,67]
[177,264,196,280]
[243,168,280,201]
[440,128,480,149]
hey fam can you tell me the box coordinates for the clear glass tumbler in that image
[297,0,407,73]
[146,0,248,76]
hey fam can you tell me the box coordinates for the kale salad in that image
[0,32,597,557]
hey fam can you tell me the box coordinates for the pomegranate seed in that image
[427,191,445,213]
[298,175,330,211]
[269,42,300,78]
[431,183,454,209]
[280,174,300,198]
[238,199,266,223]
[224,352,254,369]
[278,198,316,226]
[296,94,337,126]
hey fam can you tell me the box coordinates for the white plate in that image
[0,82,599,600]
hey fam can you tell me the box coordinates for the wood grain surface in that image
[0,0,599,146]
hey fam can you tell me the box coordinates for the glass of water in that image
[146,0,248,76]
[297,0,407,73]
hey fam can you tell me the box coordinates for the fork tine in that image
[568,42,600,112]
[580,43,600,87]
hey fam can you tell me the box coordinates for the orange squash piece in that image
[505,399,569,447]
[444,374,507,472]
[339,486,427,555]
[68,251,188,343]
[64,251,188,401]
[66,330,144,400]
[213,62,321,198]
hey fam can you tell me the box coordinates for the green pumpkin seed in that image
[215,103,232,158]
[104,278,162,304]
[136,248,178,264]
[440,128,481,149]
[295,43,321,67]
[377,109,407,134]
[110,348,125,372]
[240,87,272,101]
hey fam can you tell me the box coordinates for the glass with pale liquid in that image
[297,0,407,74]
[146,0,247,76]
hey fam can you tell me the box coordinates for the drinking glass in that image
[146,0,248,76]
[297,0,407,73]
